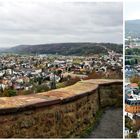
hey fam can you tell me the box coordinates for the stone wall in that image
[99,84,123,108]
[0,79,122,138]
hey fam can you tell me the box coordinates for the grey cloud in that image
[0,0,123,48]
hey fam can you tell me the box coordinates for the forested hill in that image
[126,20,140,37]
[4,43,123,56]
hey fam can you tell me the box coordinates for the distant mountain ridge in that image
[2,42,123,56]
[126,19,140,37]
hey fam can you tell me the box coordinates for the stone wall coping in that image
[0,79,122,115]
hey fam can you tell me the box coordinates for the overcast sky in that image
[0,0,123,48]
[125,0,140,20]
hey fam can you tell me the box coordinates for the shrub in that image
[35,84,49,93]
[2,89,17,97]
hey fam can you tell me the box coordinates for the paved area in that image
[89,108,123,138]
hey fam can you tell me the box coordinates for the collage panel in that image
[125,0,140,138]
[0,0,124,139]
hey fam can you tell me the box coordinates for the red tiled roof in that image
[129,83,138,88]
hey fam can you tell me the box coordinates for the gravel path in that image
[89,108,123,138]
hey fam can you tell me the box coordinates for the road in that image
[89,108,123,138]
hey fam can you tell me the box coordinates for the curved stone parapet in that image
[0,79,123,138]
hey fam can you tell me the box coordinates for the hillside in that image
[3,43,123,56]
[125,20,140,37]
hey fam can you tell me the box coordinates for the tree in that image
[129,133,137,138]
[138,82,140,89]
[135,59,138,64]
[2,89,17,97]
[130,76,140,84]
